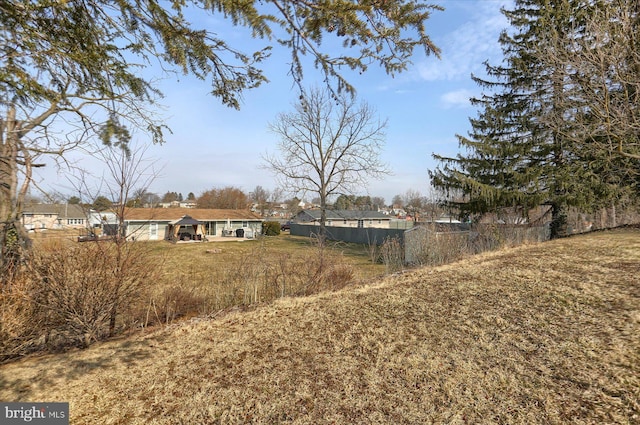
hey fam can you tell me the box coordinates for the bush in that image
[1,235,361,361]
[30,241,156,347]
[380,236,404,273]
[0,275,48,361]
[0,239,156,358]
[262,221,281,236]
[147,286,205,326]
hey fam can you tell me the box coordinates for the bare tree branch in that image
[264,87,389,240]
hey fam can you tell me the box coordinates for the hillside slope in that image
[1,229,639,424]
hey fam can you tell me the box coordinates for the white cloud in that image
[440,89,474,109]
[417,0,512,82]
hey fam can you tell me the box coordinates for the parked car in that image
[77,233,98,242]
[280,221,291,231]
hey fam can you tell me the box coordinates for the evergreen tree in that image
[334,194,355,210]
[92,196,113,212]
[430,0,632,238]
[161,192,179,203]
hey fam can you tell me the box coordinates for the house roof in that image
[296,209,391,221]
[123,208,262,222]
[22,203,86,218]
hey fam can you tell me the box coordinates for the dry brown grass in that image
[1,229,638,424]
[139,235,385,323]
[23,235,385,331]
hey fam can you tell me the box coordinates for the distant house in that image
[123,208,263,241]
[157,201,197,209]
[21,204,87,231]
[294,209,392,229]
[88,210,119,236]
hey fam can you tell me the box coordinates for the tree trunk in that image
[0,105,30,285]
[606,204,617,228]
[550,201,569,239]
[318,196,327,246]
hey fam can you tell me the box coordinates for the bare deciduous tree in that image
[250,185,272,216]
[371,196,387,210]
[538,0,640,163]
[69,142,161,336]
[264,87,389,240]
[403,189,426,223]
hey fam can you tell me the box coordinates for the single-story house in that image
[123,208,263,241]
[21,203,87,231]
[88,210,119,235]
[294,209,393,229]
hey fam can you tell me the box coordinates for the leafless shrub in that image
[292,254,354,296]
[13,240,155,350]
[147,286,205,326]
[470,224,549,254]
[406,225,469,267]
[198,239,356,307]
[404,223,551,268]
[365,233,381,264]
[380,236,404,273]
[0,274,49,361]
[429,231,469,265]
[30,243,153,346]
[2,236,359,360]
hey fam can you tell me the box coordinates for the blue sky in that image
[37,0,513,205]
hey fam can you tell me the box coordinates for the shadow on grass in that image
[0,336,156,400]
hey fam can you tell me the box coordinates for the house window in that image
[357,220,364,228]
[328,220,332,226]
[67,218,84,225]
[378,220,382,224]
[242,221,248,227]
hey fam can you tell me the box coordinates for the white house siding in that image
[294,210,392,229]
[21,204,87,231]
[127,221,170,241]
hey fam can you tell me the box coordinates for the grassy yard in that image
[28,232,387,328]
[1,228,638,423]
[143,234,386,282]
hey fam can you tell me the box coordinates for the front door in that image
[149,223,158,240]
